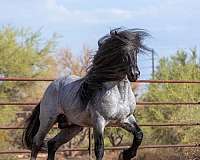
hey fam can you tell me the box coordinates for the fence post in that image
[88,128,92,160]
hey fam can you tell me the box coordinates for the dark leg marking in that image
[57,114,68,129]
[47,125,83,160]
[121,121,143,160]
[94,129,104,160]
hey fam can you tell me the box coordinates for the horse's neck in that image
[118,78,130,100]
[104,77,131,100]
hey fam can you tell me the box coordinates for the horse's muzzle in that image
[127,70,140,82]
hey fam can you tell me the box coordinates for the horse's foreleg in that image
[94,129,104,160]
[47,125,83,160]
[119,115,143,160]
[93,113,106,160]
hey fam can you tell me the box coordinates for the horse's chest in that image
[115,94,135,119]
[93,83,136,121]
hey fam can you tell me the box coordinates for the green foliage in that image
[138,49,200,158]
[0,26,57,100]
[0,26,57,155]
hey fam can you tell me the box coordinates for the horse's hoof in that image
[119,149,136,160]
[118,152,124,160]
[40,139,49,152]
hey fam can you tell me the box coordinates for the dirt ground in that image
[14,148,200,160]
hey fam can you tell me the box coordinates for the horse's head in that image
[107,28,150,82]
[85,28,151,87]
[126,51,140,82]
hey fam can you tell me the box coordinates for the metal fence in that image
[0,77,200,158]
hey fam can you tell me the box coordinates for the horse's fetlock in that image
[48,140,56,152]
[136,130,143,140]
[122,149,136,160]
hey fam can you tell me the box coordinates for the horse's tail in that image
[22,103,40,150]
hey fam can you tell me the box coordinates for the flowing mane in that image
[78,28,150,106]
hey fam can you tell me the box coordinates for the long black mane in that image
[78,28,150,106]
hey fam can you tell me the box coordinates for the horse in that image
[22,28,150,160]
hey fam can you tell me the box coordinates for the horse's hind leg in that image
[31,115,57,160]
[47,125,83,160]
[119,115,143,160]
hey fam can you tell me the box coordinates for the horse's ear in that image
[110,28,121,36]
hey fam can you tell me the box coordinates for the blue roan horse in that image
[23,28,150,160]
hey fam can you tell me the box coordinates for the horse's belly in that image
[64,109,92,126]
[61,96,92,126]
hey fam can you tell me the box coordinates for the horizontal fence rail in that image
[1,77,200,83]
[1,122,200,130]
[0,77,54,81]
[0,102,200,106]
[0,144,199,154]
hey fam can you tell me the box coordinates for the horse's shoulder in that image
[92,83,119,105]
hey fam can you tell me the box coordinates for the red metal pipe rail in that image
[0,77,54,81]
[137,102,200,105]
[105,144,200,150]
[137,80,200,83]
[0,102,38,105]
[1,77,200,83]
[0,144,199,154]
[1,122,200,130]
[0,101,199,106]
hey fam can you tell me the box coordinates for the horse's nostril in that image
[136,71,140,76]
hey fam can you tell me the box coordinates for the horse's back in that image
[57,76,92,126]
[57,75,80,86]
[40,75,81,116]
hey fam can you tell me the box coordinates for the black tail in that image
[22,103,40,149]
